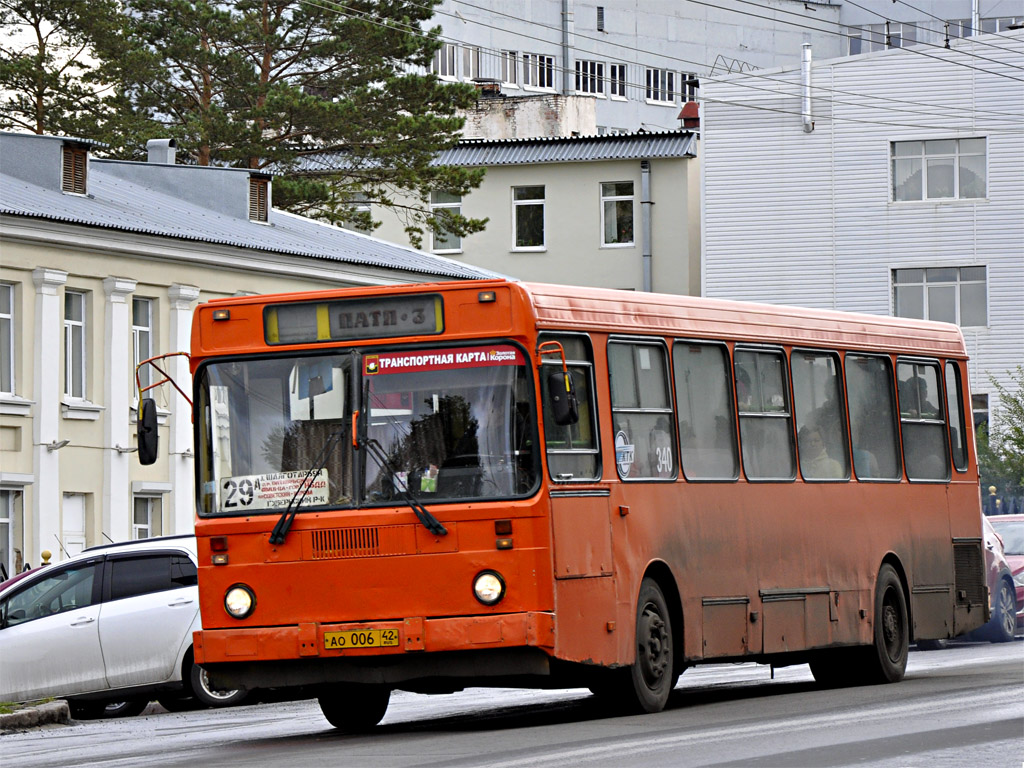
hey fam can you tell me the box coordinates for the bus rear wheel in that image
[621,578,674,713]
[318,685,391,731]
[865,563,908,684]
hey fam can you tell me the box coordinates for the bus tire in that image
[865,563,908,684]
[624,578,674,713]
[318,685,390,731]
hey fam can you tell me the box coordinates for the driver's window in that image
[1,561,102,628]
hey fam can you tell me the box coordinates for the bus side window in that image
[540,334,600,481]
[897,361,950,481]
[673,342,739,480]
[608,340,676,480]
[944,362,968,472]
[792,351,850,481]
[734,349,795,480]
[845,355,901,480]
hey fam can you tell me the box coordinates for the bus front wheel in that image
[318,685,391,731]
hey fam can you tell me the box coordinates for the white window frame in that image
[462,45,481,81]
[132,495,162,540]
[0,489,14,578]
[891,138,987,202]
[512,185,546,252]
[575,60,605,96]
[600,181,635,247]
[681,72,699,102]
[645,68,676,104]
[432,42,457,80]
[132,297,153,399]
[609,63,627,99]
[429,192,462,254]
[64,290,86,400]
[0,283,13,395]
[501,50,519,87]
[892,266,988,327]
[523,53,555,90]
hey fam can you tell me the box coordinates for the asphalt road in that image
[5,640,1022,768]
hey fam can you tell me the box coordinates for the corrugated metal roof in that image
[291,129,697,173]
[0,161,500,281]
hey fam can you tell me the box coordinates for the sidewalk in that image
[0,700,70,731]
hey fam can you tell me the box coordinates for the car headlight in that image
[224,584,256,619]
[473,570,506,606]
[1013,572,1024,589]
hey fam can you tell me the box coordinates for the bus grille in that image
[309,526,412,559]
[953,541,985,606]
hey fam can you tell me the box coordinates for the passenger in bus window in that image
[799,425,843,479]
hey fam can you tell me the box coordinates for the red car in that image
[987,513,1024,634]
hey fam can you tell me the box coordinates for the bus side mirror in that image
[547,371,579,426]
[138,397,159,465]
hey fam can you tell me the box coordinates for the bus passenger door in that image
[550,490,619,664]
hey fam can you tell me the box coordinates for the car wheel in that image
[157,694,200,713]
[190,662,249,708]
[68,700,109,720]
[916,638,948,651]
[318,685,391,731]
[984,579,1016,643]
[102,699,150,718]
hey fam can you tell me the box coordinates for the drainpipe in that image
[972,0,980,35]
[561,0,574,95]
[641,160,652,292]
[802,44,814,133]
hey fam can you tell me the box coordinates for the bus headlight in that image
[473,571,506,606]
[224,584,256,619]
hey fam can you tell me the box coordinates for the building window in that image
[597,6,605,32]
[501,50,518,86]
[893,266,987,327]
[0,489,25,579]
[601,182,634,246]
[523,53,555,89]
[64,290,86,399]
[0,284,13,395]
[462,45,481,80]
[892,138,986,201]
[575,60,604,95]
[431,42,457,79]
[249,177,269,222]
[513,185,545,250]
[429,191,462,253]
[609,64,627,98]
[681,72,699,102]
[61,146,87,194]
[972,393,988,429]
[132,297,153,396]
[132,496,162,540]
[645,68,675,103]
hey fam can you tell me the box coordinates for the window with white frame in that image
[64,290,86,399]
[609,63,627,98]
[575,60,604,95]
[513,186,545,249]
[429,191,462,252]
[1,489,16,578]
[431,42,457,79]
[462,45,481,80]
[0,284,13,395]
[133,297,153,396]
[601,182,635,246]
[892,138,986,202]
[893,266,987,327]
[132,495,162,540]
[523,53,555,89]
[645,68,675,103]
[501,50,519,86]
[681,72,699,102]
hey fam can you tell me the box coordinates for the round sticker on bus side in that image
[615,430,635,477]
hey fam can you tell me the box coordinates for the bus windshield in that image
[197,344,537,517]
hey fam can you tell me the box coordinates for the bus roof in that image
[517,282,968,359]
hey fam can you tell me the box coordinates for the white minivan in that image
[0,535,246,718]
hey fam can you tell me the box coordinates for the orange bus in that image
[149,279,987,728]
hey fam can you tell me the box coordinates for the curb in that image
[0,700,70,730]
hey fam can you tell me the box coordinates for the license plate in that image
[323,628,400,650]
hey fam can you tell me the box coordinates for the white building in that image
[700,31,1023,419]
[0,132,495,576]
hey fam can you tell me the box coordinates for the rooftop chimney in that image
[147,138,177,164]
[679,101,700,130]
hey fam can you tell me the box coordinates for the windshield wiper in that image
[269,430,343,545]
[359,436,448,536]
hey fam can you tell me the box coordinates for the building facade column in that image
[103,276,137,541]
[168,284,200,534]
[31,267,67,565]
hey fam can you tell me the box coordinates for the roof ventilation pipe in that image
[561,0,574,95]
[801,44,814,133]
[641,159,652,292]
[147,138,177,164]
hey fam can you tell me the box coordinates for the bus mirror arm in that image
[359,436,448,537]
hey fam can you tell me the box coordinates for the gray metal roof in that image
[290,129,697,173]
[0,146,499,282]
